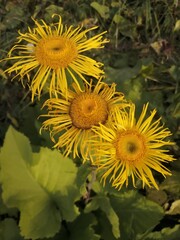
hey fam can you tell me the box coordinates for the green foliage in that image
[58,213,101,240]
[0,219,23,240]
[86,181,164,240]
[91,2,110,19]
[0,126,174,240]
[0,126,79,239]
[160,172,180,199]
[110,190,164,239]
[0,0,179,239]
[85,194,120,239]
[139,225,180,240]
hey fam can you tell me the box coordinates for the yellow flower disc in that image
[115,130,146,163]
[35,36,78,69]
[69,92,108,129]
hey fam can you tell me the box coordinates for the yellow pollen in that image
[35,36,78,69]
[115,130,146,163]
[69,92,108,129]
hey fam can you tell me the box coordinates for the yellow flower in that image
[91,103,175,190]
[40,80,129,160]
[4,15,108,101]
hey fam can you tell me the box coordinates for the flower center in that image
[69,92,108,129]
[115,130,146,163]
[35,36,78,69]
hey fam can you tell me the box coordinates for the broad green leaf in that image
[139,224,180,240]
[95,211,117,240]
[110,190,164,239]
[67,213,100,240]
[46,213,100,240]
[85,194,120,239]
[31,148,79,222]
[90,2,109,19]
[0,126,61,239]
[0,202,13,217]
[1,125,32,165]
[0,187,18,217]
[105,65,144,105]
[0,126,79,239]
[166,199,180,215]
[0,218,23,240]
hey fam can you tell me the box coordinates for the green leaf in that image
[0,218,23,240]
[3,2,25,30]
[75,161,92,196]
[0,126,80,239]
[91,2,109,19]
[160,171,180,198]
[1,125,32,165]
[105,65,140,86]
[95,211,117,240]
[105,64,144,104]
[0,187,18,217]
[146,189,167,206]
[110,190,164,239]
[31,147,79,222]
[19,104,44,147]
[68,213,100,240]
[174,19,180,32]
[166,199,180,215]
[140,225,180,240]
[48,213,100,240]
[113,15,137,39]
[85,194,120,239]
[0,126,61,239]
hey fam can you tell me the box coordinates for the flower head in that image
[91,103,175,189]
[4,15,108,101]
[40,80,128,160]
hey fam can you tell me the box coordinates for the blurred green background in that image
[0,0,179,239]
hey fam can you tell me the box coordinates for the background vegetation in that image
[0,0,179,239]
